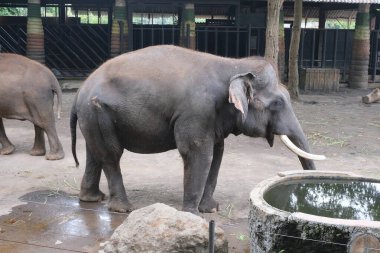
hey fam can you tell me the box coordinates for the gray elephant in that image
[71,45,324,214]
[0,53,64,160]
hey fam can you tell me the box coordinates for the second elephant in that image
[0,53,65,160]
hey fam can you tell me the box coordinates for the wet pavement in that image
[0,191,127,253]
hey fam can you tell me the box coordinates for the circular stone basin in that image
[249,171,380,253]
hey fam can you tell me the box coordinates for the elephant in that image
[70,45,324,214]
[0,53,65,160]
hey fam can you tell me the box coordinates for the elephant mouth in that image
[279,135,326,161]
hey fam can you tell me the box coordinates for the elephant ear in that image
[228,72,255,121]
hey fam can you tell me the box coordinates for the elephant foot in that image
[30,147,46,156]
[0,144,15,155]
[182,206,201,216]
[199,198,220,213]
[108,198,134,213]
[79,189,106,202]
[45,150,65,160]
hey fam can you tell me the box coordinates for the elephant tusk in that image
[279,135,326,161]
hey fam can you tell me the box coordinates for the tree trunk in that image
[180,3,196,49]
[27,0,45,63]
[110,0,128,57]
[349,4,370,89]
[278,7,286,82]
[264,0,284,66]
[288,0,302,99]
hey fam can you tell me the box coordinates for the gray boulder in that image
[101,203,228,253]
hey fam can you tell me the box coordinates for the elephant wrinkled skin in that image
[71,45,316,214]
[0,53,64,160]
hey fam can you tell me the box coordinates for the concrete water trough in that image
[249,170,380,253]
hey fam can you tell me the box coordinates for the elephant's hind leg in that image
[43,122,64,160]
[0,118,15,155]
[30,125,46,156]
[80,107,132,213]
[79,145,106,202]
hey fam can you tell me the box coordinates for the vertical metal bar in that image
[343,30,349,81]
[236,26,240,57]
[372,31,379,81]
[151,25,154,46]
[333,29,338,68]
[300,29,304,68]
[127,4,134,51]
[161,25,164,44]
[140,25,143,48]
[322,29,327,67]
[205,27,208,53]
[186,23,190,48]
[215,28,218,55]
[172,25,175,45]
[225,28,229,57]
[248,24,251,56]
[257,29,261,56]
[209,220,215,253]
[311,29,316,67]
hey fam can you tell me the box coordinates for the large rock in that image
[101,203,228,253]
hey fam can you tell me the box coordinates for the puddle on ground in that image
[264,180,380,221]
[0,190,127,253]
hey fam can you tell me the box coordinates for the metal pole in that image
[209,220,215,253]
[372,31,378,82]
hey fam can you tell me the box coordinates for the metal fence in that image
[44,24,110,78]
[293,29,355,82]
[1,22,380,82]
[132,24,180,51]
[0,24,26,55]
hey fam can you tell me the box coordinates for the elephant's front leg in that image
[199,140,224,213]
[176,128,214,214]
[0,118,15,155]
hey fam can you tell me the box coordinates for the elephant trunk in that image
[287,129,317,170]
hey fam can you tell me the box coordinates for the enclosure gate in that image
[43,24,110,78]
[0,24,26,55]
[2,23,380,82]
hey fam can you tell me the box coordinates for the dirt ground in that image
[0,86,379,252]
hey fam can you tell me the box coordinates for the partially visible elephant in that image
[71,45,324,214]
[0,53,64,160]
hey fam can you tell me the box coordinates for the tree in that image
[264,0,285,67]
[288,0,302,99]
[349,4,370,89]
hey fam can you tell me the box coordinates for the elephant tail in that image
[70,102,79,167]
[52,79,62,119]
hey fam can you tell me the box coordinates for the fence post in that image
[118,21,126,54]
[248,24,252,56]
[111,0,128,57]
[186,24,191,48]
[26,0,45,64]
[371,31,378,82]
[209,220,215,253]
[180,3,195,49]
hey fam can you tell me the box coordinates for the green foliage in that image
[0,7,27,16]
[325,19,355,29]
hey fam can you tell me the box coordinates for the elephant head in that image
[229,61,325,170]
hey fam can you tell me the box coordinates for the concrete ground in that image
[0,86,379,252]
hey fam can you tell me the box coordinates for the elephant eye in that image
[270,98,284,110]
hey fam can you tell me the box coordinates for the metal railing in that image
[43,24,110,78]
[0,24,26,54]
[2,22,380,82]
